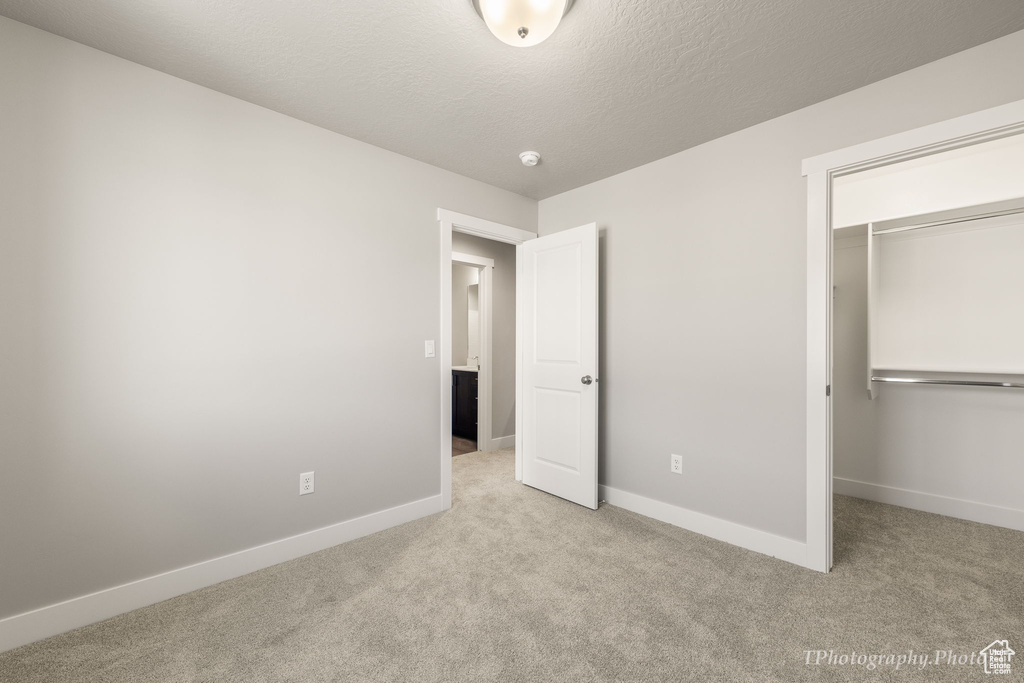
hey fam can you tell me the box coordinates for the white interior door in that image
[518,223,599,509]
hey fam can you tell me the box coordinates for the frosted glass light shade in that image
[474,0,571,47]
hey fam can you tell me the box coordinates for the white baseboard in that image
[834,477,1024,532]
[488,434,515,450]
[0,494,443,654]
[599,485,807,568]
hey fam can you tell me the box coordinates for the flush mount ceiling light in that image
[472,0,575,47]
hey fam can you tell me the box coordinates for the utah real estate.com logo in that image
[981,640,1015,675]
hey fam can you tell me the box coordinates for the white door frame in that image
[452,251,494,453]
[801,98,1024,573]
[438,209,537,510]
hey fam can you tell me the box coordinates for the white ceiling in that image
[2,1,1023,199]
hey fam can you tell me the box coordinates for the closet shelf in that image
[872,200,1024,236]
[835,195,1024,235]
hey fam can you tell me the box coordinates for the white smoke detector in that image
[519,151,541,167]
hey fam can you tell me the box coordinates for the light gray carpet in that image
[2,449,1021,682]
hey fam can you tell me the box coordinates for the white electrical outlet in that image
[670,454,683,475]
[299,471,314,495]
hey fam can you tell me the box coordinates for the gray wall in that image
[538,29,1024,542]
[452,233,517,441]
[0,17,535,620]
[833,233,1024,517]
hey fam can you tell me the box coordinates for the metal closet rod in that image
[871,376,1024,389]
[872,205,1024,236]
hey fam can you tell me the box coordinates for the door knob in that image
[581,375,593,385]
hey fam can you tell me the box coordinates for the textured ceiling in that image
[2,1,1024,199]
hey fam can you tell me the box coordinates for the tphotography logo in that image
[804,639,1014,675]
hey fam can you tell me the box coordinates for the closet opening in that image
[803,101,1024,572]
[830,132,1024,561]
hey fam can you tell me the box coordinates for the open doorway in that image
[438,210,536,510]
[798,98,1024,573]
[439,210,601,512]
[451,249,495,456]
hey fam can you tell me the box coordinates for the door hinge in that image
[826,384,831,397]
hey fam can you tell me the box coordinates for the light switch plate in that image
[424,340,435,358]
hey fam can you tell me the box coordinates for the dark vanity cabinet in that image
[452,370,478,440]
